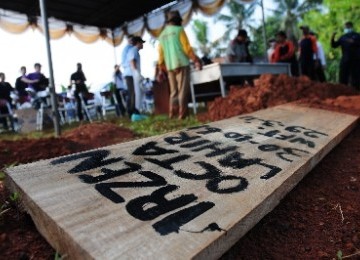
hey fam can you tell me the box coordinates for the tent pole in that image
[111,30,118,65]
[260,0,268,61]
[39,0,61,136]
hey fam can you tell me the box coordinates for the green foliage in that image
[9,192,20,202]
[124,115,201,137]
[337,250,343,260]
[250,15,282,59]
[272,0,323,39]
[191,19,222,57]
[0,191,20,219]
[302,0,360,82]
[215,0,257,44]
[54,251,63,260]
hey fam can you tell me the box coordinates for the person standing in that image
[331,21,360,89]
[299,26,318,80]
[267,39,276,62]
[15,66,29,102]
[125,36,146,119]
[121,35,134,71]
[225,29,254,85]
[310,32,326,82]
[226,29,253,63]
[113,64,127,116]
[158,10,201,119]
[122,35,138,117]
[21,63,48,93]
[70,63,88,121]
[0,73,14,129]
[271,31,299,76]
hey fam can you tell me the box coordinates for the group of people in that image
[1,16,359,129]
[0,63,49,129]
[224,21,360,89]
[118,10,202,121]
[266,26,327,81]
[268,22,360,87]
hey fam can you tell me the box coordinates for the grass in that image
[118,114,201,137]
[0,113,203,140]
[0,120,84,141]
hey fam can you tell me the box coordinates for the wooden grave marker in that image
[6,104,358,259]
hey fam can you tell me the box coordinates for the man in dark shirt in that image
[331,21,360,89]
[70,63,88,120]
[0,72,14,129]
[15,66,30,102]
[299,26,318,80]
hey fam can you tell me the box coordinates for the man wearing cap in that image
[125,36,145,118]
[299,25,318,80]
[158,10,201,119]
[331,21,360,89]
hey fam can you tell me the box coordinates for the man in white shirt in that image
[311,32,326,82]
[125,36,146,118]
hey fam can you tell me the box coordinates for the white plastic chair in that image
[100,90,117,118]
[79,92,102,122]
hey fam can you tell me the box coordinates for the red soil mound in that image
[205,74,358,121]
[0,122,135,168]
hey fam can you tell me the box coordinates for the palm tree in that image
[215,0,257,43]
[191,19,222,58]
[192,19,211,56]
[272,0,323,39]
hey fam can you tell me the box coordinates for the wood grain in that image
[6,104,358,260]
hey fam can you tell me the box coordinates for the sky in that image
[0,1,275,93]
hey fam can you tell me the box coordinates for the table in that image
[190,62,291,113]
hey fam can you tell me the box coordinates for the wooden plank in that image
[5,104,358,260]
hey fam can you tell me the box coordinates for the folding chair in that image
[33,90,51,131]
[115,88,128,114]
[79,92,102,122]
[57,94,76,124]
[100,90,118,118]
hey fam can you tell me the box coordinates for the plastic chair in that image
[100,90,118,118]
[57,94,76,124]
[79,92,102,122]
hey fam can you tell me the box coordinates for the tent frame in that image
[39,0,61,136]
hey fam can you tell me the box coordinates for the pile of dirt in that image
[296,95,360,117]
[0,122,136,259]
[205,74,358,121]
[0,122,135,169]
